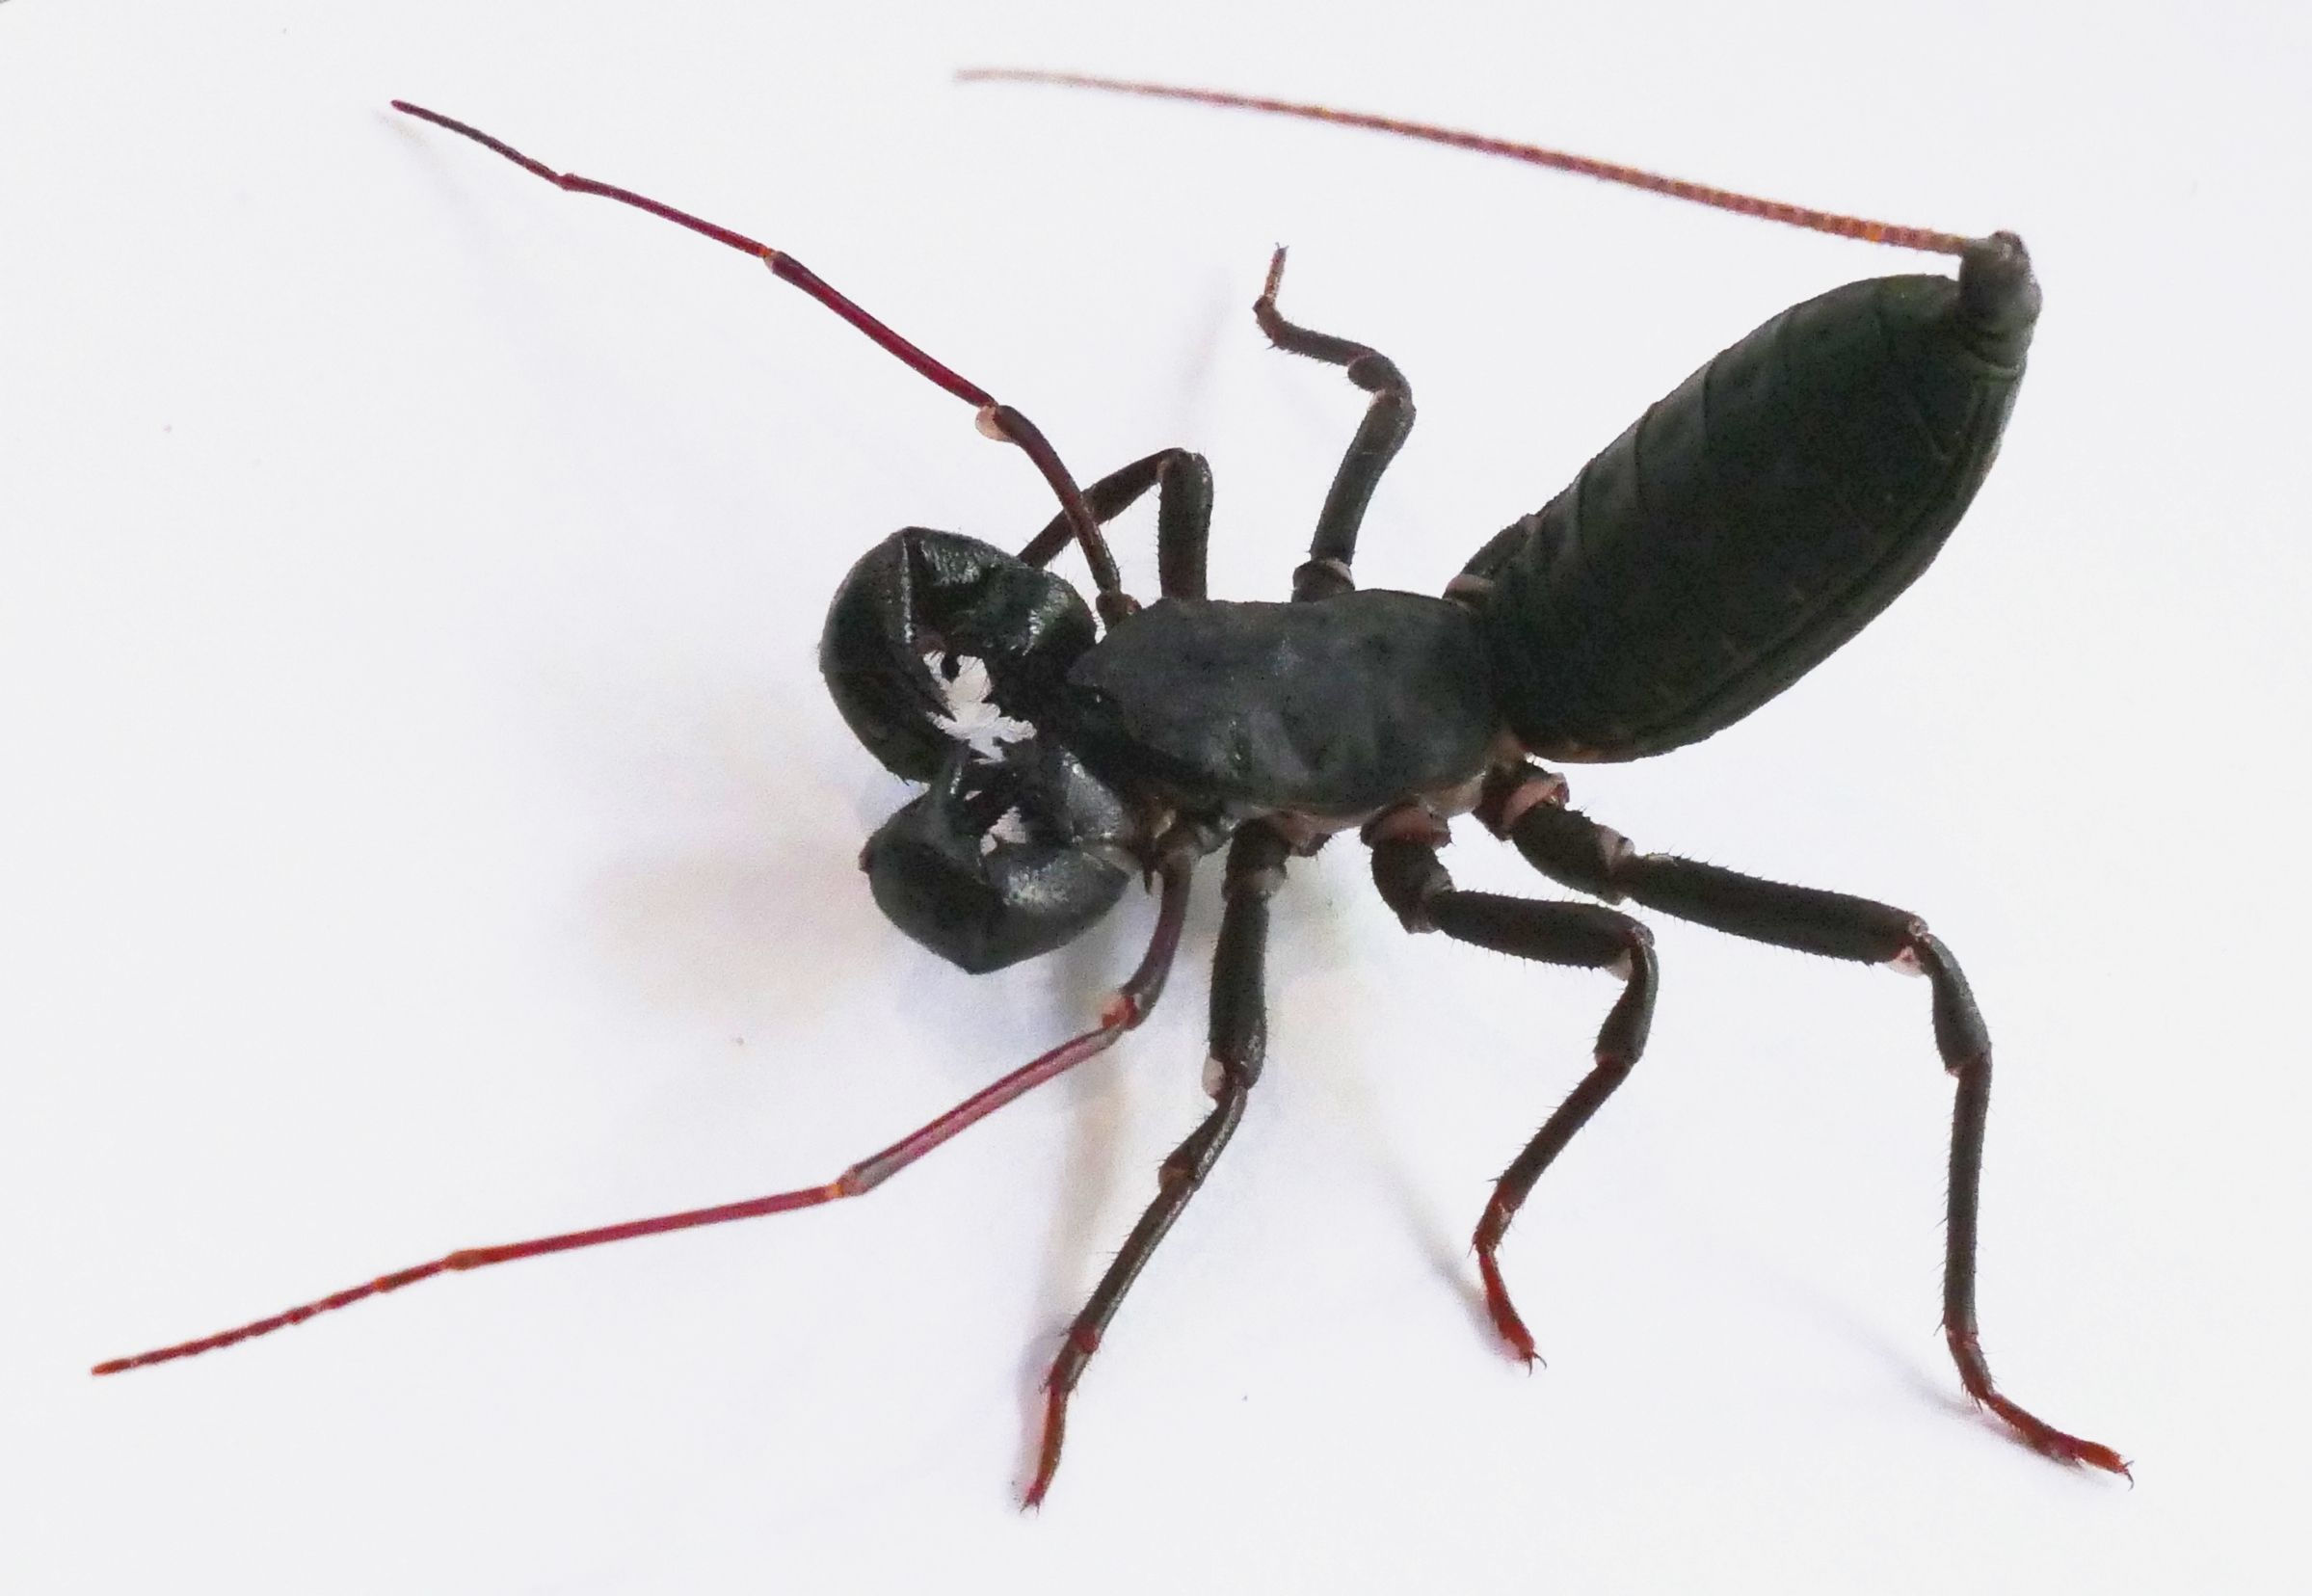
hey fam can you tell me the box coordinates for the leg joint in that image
[1476,761,1569,836]
[1202,1053,1261,1098]
[1223,821,1293,900]
[1290,556,1355,601]
[1369,836,1450,931]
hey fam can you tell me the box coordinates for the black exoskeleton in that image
[103,91,2122,1511]
[823,234,2037,953]
[1472,232,2039,759]
[811,219,2115,1499]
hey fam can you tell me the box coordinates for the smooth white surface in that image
[6,2,2307,1591]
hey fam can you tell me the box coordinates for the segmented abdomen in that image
[1475,239,2035,761]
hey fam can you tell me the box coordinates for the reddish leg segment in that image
[1253,247,1416,602]
[1016,447,1214,601]
[1480,764,2126,1474]
[1024,823,1288,1507]
[1369,815,1657,1366]
[388,101,1134,622]
[1934,944,2129,1475]
[94,852,1193,1377]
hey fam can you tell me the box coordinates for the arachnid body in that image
[96,71,2124,1502]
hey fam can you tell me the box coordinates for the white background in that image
[6,1,2307,1591]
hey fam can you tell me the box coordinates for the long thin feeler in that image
[387,100,1132,619]
[958,68,1975,257]
[94,852,1195,1375]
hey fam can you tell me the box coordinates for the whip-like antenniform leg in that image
[389,100,1138,623]
[94,851,1196,1377]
